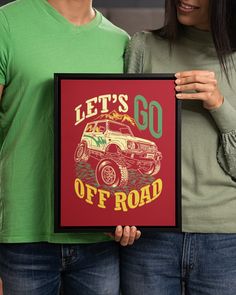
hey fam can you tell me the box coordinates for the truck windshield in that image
[108,121,133,136]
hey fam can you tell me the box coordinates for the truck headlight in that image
[127,141,137,150]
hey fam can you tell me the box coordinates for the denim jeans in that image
[0,241,119,295]
[120,232,236,295]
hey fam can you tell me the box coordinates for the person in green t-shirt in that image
[120,0,236,294]
[0,0,141,294]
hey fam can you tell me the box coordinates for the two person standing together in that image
[0,0,236,294]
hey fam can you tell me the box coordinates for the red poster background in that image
[57,76,180,228]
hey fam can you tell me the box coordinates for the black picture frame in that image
[54,74,181,232]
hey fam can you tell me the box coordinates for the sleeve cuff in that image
[209,98,236,133]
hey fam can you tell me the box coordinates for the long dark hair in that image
[155,0,236,80]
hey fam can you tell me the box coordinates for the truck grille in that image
[139,143,156,152]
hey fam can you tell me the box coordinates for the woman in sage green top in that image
[121,0,236,294]
[0,0,141,294]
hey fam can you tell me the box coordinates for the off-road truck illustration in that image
[74,120,162,187]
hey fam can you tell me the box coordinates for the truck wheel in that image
[74,143,89,162]
[96,158,128,187]
[139,160,161,176]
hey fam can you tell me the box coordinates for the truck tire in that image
[74,142,90,162]
[139,160,161,176]
[96,158,128,187]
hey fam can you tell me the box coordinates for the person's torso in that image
[0,0,129,243]
[127,30,236,232]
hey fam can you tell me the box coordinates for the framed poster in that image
[54,74,181,232]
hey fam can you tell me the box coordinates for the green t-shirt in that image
[0,0,129,243]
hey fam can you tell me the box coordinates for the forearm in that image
[210,98,236,179]
[210,98,236,133]
[0,84,3,101]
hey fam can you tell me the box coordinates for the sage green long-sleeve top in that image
[126,27,236,233]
